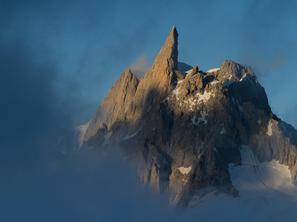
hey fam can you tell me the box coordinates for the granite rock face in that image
[78,26,297,206]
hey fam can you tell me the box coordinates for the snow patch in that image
[191,116,198,125]
[123,128,142,140]
[177,79,184,84]
[173,87,214,111]
[207,68,220,73]
[178,166,192,175]
[198,110,208,124]
[210,80,220,85]
[172,80,184,99]
[267,120,273,136]
[230,145,295,192]
[172,87,180,98]
[196,91,212,104]
[220,127,226,135]
[239,73,247,82]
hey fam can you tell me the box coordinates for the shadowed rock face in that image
[79,26,297,206]
[84,69,140,141]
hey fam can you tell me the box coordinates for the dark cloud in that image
[0,4,167,220]
[0,40,173,220]
[0,35,168,222]
[0,42,66,143]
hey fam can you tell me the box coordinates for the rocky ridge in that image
[78,26,297,206]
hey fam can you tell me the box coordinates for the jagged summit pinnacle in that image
[152,25,178,68]
[170,25,178,44]
[131,26,179,108]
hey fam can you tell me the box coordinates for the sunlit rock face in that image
[78,26,297,206]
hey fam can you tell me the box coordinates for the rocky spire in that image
[83,68,139,140]
[152,25,178,70]
[133,26,179,107]
[82,27,180,141]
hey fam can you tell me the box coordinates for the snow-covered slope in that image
[230,146,296,192]
[186,146,297,221]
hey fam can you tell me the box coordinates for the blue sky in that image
[1,0,296,126]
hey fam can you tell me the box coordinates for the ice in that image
[178,166,192,175]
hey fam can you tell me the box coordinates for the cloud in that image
[0,32,171,222]
[1,38,296,222]
[130,55,150,76]
[0,41,66,146]
[0,4,162,222]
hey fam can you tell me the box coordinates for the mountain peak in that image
[219,60,253,80]
[152,25,178,68]
[131,26,179,108]
[170,24,178,42]
[79,27,297,207]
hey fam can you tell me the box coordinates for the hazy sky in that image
[0,0,297,221]
[1,0,296,124]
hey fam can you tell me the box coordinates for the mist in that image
[0,0,297,221]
